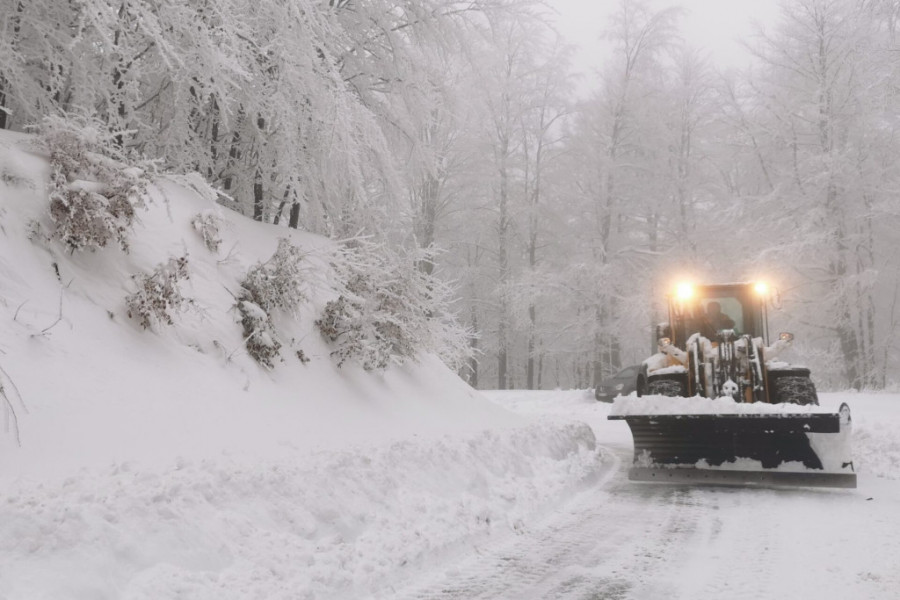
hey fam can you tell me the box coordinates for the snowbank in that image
[0,130,606,599]
[0,129,514,476]
[0,422,600,600]
[829,393,900,480]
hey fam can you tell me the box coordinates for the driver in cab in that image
[700,301,735,339]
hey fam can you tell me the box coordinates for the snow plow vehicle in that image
[608,282,856,488]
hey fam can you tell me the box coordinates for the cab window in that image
[699,296,744,333]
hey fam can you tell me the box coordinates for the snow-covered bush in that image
[236,299,282,369]
[316,241,472,371]
[38,116,154,253]
[240,238,308,314]
[190,210,223,253]
[125,255,191,330]
[317,291,392,370]
[235,238,309,367]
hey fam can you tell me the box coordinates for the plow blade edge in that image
[608,406,856,489]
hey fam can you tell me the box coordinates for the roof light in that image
[754,282,769,295]
[675,282,694,301]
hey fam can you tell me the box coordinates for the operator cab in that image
[668,283,767,349]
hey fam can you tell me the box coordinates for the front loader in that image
[608,282,856,488]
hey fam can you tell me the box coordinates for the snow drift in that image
[0,130,603,599]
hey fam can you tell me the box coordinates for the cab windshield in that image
[670,285,765,347]
[695,296,743,336]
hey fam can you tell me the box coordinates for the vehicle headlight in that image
[779,332,794,342]
[615,383,625,391]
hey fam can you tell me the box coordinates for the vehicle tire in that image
[772,375,818,406]
[647,378,685,397]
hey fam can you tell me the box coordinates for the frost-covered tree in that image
[733,0,900,389]
[553,0,683,387]
[512,36,573,389]
[0,0,512,239]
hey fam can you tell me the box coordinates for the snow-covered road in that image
[3,388,898,599]
[390,391,900,600]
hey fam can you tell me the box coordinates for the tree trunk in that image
[112,32,126,145]
[253,115,266,221]
[526,303,535,389]
[592,304,604,388]
[0,81,7,130]
[223,128,241,192]
[253,167,264,222]
[415,172,439,275]
[207,95,221,180]
[497,130,510,390]
[0,2,24,130]
[468,308,479,387]
[525,180,536,389]
[272,201,287,225]
[289,201,301,229]
[537,352,543,390]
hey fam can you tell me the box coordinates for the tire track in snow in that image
[672,484,900,600]
[400,391,900,600]
[387,446,713,600]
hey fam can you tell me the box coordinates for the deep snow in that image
[0,131,602,599]
[460,391,900,600]
[2,130,899,599]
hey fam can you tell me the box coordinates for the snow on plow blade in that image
[608,403,856,489]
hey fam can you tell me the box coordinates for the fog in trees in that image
[3,0,900,390]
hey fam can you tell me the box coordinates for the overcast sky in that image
[551,0,782,93]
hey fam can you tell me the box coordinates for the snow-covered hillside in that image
[0,130,602,599]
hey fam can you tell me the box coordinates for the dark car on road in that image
[594,365,641,402]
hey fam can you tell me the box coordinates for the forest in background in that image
[2,0,900,391]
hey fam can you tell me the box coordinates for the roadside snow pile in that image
[855,426,900,479]
[0,422,600,600]
[485,390,637,449]
[829,393,900,480]
[484,389,596,415]
[610,394,834,416]
[0,128,607,599]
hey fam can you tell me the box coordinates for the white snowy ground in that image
[387,390,900,600]
[2,130,899,599]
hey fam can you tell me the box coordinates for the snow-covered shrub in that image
[316,241,472,371]
[235,238,309,367]
[125,255,191,330]
[236,299,282,369]
[240,238,308,314]
[317,291,392,370]
[38,116,154,253]
[190,210,222,253]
